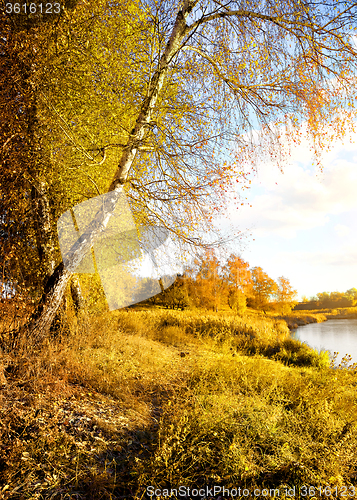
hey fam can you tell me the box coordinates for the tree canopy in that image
[2,0,357,340]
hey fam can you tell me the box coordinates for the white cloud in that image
[224,133,357,239]
[216,118,357,299]
[276,245,357,268]
[334,224,351,238]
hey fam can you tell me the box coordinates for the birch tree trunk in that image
[70,275,84,314]
[23,0,196,345]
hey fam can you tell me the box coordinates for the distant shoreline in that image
[277,308,357,330]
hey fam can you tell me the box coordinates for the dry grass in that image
[0,307,356,498]
[268,311,328,329]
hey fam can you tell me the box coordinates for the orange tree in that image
[4,0,357,343]
[346,288,357,306]
[248,267,278,311]
[185,249,225,311]
[276,276,298,313]
[222,254,252,312]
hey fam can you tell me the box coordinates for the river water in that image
[291,319,357,366]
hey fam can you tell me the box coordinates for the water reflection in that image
[292,319,357,366]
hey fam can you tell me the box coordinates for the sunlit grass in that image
[1,306,357,498]
[137,356,357,492]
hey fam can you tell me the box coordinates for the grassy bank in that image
[268,306,357,330]
[273,312,327,330]
[306,307,357,320]
[1,308,357,498]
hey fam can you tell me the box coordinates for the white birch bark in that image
[25,0,196,342]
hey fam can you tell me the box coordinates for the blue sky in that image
[215,125,357,301]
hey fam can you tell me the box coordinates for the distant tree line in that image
[295,289,357,310]
[149,249,297,314]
